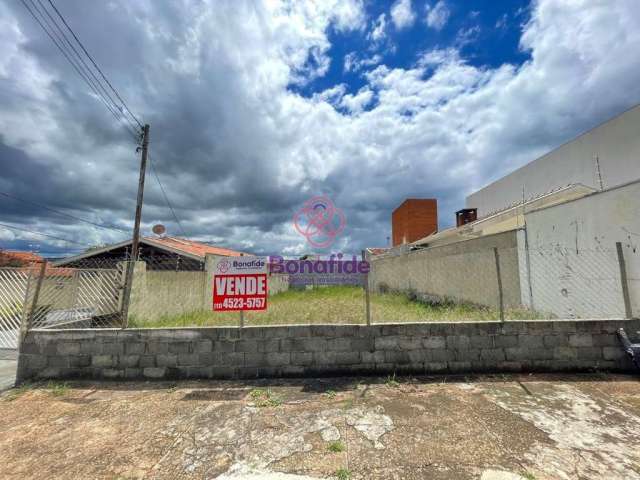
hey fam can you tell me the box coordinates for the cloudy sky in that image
[1,0,640,257]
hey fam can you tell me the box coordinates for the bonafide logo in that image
[293,196,346,248]
[232,258,266,270]
[269,254,369,286]
[216,259,231,273]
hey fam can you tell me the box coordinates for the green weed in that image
[249,388,282,407]
[335,468,351,480]
[47,381,69,397]
[385,373,400,388]
[327,441,345,453]
[128,285,546,328]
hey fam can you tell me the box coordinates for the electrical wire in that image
[0,222,92,246]
[34,0,140,136]
[0,191,130,234]
[148,153,188,237]
[17,1,190,245]
[20,0,141,142]
[47,0,144,130]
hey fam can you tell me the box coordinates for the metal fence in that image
[522,245,629,319]
[368,242,634,322]
[0,241,634,344]
[0,259,125,347]
[28,263,123,330]
[0,267,31,348]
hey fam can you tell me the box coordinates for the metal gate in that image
[30,266,124,329]
[0,264,124,348]
[0,268,30,349]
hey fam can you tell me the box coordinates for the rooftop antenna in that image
[152,224,166,237]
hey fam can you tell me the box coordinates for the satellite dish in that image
[152,224,166,236]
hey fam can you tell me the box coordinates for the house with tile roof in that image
[53,236,249,271]
[0,249,43,267]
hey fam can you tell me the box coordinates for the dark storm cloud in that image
[1,0,640,257]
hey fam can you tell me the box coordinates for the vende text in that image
[213,273,268,311]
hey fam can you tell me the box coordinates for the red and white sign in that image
[213,257,268,311]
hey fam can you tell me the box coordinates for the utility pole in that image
[121,124,150,327]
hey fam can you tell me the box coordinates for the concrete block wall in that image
[369,231,522,309]
[17,319,638,382]
[125,261,208,324]
[126,259,290,325]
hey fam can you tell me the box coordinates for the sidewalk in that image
[1,373,639,479]
[0,349,16,392]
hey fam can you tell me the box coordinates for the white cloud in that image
[368,13,387,42]
[390,0,416,30]
[314,84,347,105]
[329,0,367,31]
[495,13,508,29]
[344,52,382,73]
[425,1,450,30]
[455,25,480,47]
[2,0,640,255]
[340,87,374,113]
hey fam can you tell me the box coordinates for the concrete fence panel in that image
[369,231,522,310]
[16,319,638,382]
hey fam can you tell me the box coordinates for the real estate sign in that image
[213,257,268,311]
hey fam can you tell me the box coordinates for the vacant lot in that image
[130,286,540,328]
[1,373,639,479]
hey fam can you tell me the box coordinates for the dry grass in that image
[129,286,544,328]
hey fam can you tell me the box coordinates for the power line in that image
[18,1,190,249]
[30,0,138,141]
[0,191,130,234]
[0,222,92,247]
[19,0,141,142]
[34,0,140,136]
[148,153,187,237]
[47,0,144,130]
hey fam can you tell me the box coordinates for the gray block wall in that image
[368,231,522,310]
[17,319,638,382]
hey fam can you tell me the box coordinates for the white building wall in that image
[521,180,640,318]
[467,104,640,217]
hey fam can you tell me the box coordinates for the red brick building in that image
[391,199,437,246]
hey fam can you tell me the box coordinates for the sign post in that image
[213,257,268,315]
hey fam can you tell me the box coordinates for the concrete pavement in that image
[0,349,16,392]
[1,373,640,479]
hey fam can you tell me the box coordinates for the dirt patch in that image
[1,374,639,479]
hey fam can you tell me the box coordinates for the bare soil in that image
[1,373,639,479]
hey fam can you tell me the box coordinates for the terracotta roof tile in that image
[146,236,248,258]
[0,251,75,276]
[0,250,43,264]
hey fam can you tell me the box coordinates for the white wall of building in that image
[520,180,640,318]
[467,104,640,217]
